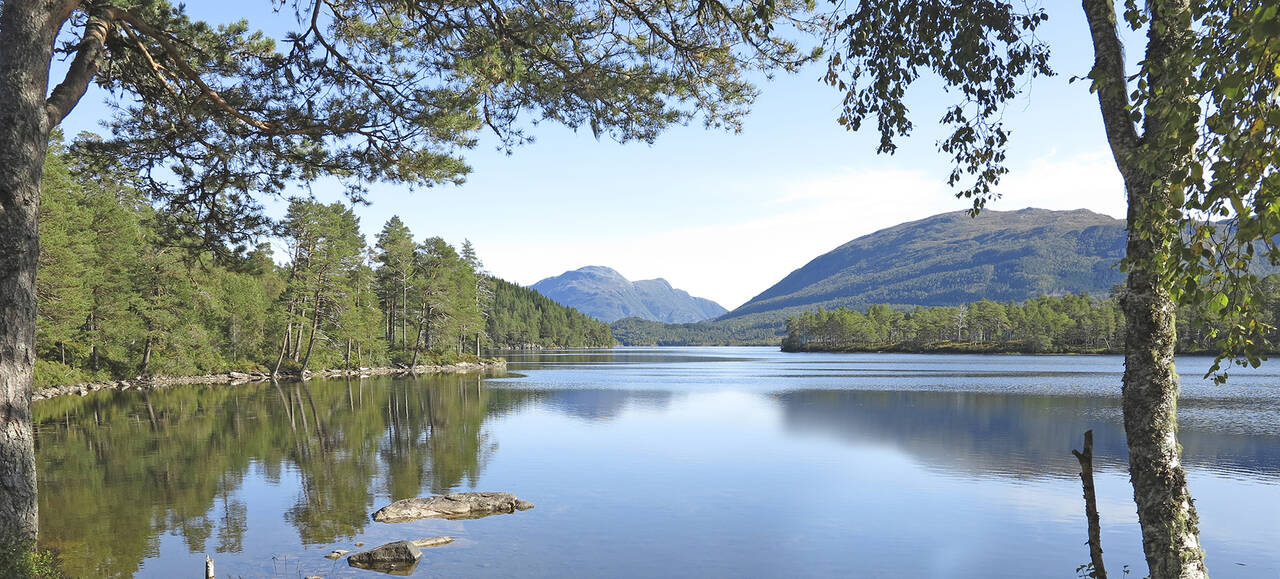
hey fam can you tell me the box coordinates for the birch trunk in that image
[1082,0,1207,575]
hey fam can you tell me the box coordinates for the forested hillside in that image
[610,316,781,346]
[34,137,610,385]
[782,285,1280,355]
[487,278,615,349]
[723,208,1128,326]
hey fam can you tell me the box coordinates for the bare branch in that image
[1081,0,1139,166]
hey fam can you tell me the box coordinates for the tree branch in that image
[113,9,276,132]
[45,5,115,126]
[1081,0,1139,168]
[121,24,177,95]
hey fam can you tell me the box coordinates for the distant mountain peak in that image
[532,267,727,323]
[575,265,625,276]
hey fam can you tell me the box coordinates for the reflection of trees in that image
[543,389,673,421]
[775,389,1280,479]
[33,375,533,578]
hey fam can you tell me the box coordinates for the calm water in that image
[33,348,1280,578]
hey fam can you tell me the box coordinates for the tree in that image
[374,217,416,350]
[820,1,1278,576]
[0,0,815,560]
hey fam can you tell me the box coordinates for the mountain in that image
[532,266,728,323]
[721,208,1127,324]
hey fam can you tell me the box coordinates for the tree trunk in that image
[140,337,153,377]
[299,297,322,372]
[292,303,305,361]
[0,0,62,556]
[1120,178,1207,578]
[271,309,294,376]
[1082,0,1207,575]
[1073,430,1107,579]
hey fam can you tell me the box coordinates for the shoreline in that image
[32,359,508,402]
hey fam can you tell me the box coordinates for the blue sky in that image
[58,1,1131,310]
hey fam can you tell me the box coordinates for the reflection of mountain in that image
[33,375,537,579]
[775,389,1280,479]
[543,389,674,421]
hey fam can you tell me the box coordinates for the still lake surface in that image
[33,347,1280,578]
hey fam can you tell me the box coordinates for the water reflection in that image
[775,389,1280,480]
[34,374,531,578]
[31,350,1280,578]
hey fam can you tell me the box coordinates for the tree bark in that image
[0,0,65,555]
[1120,179,1207,579]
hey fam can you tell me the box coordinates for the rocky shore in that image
[32,359,507,402]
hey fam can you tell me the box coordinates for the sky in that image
[57,1,1131,311]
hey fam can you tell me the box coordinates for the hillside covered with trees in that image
[34,137,611,386]
[723,208,1128,327]
[781,286,1280,355]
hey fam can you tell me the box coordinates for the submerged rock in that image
[411,536,455,548]
[324,549,352,560]
[372,492,534,523]
[347,540,421,573]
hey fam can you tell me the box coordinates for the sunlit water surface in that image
[33,348,1280,577]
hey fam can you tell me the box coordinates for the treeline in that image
[610,317,783,346]
[488,279,614,349]
[34,136,611,385]
[782,287,1280,354]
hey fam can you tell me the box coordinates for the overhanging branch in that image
[45,5,115,126]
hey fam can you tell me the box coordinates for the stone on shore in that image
[346,540,421,572]
[372,492,534,523]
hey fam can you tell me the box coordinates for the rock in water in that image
[372,492,535,523]
[411,536,455,548]
[346,540,422,573]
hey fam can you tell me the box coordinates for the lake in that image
[33,348,1280,577]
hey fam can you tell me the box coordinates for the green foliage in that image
[821,0,1052,205]
[782,285,1280,355]
[40,0,820,254]
[34,143,607,384]
[33,361,109,388]
[1151,2,1280,380]
[0,538,64,579]
[610,317,782,346]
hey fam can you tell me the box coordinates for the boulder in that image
[346,540,421,572]
[372,492,534,523]
[324,549,352,560]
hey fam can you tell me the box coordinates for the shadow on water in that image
[32,375,538,578]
